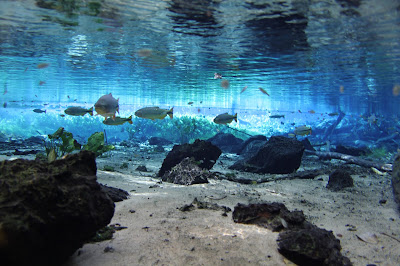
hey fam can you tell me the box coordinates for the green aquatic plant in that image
[367,146,390,160]
[83,131,114,157]
[47,127,81,156]
[102,165,115,172]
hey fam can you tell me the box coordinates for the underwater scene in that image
[1,0,400,266]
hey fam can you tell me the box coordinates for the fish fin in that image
[168,107,174,119]
[127,115,133,124]
[89,107,93,116]
[234,113,238,123]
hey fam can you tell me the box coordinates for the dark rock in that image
[333,145,369,156]
[0,151,115,266]
[154,145,165,152]
[207,132,244,153]
[179,198,231,214]
[158,139,221,177]
[24,136,45,145]
[12,149,40,155]
[230,136,304,174]
[100,184,130,202]
[232,202,312,232]
[136,165,148,172]
[277,227,352,266]
[237,135,267,156]
[161,157,211,185]
[392,153,400,208]
[149,137,172,146]
[120,140,139,148]
[327,169,354,191]
[301,138,315,151]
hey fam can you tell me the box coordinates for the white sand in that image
[61,148,400,266]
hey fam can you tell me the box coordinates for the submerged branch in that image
[305,150,392,172]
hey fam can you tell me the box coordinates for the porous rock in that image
[277,227,353,266]
[148,136,172,146]
[392,152,400,208]
[158,139,221,177]
[207,132,244,153]
[230,136,304,174]
[100,184,130,202]
[161,157,211,185]
[232,202,312,232]
[0,151,115,266]
[236,135,267,157]
[327,169,354,191]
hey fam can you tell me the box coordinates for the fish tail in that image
[128,115,133,124]
[89,107,93,116]
[234,113,238,123]
[168,107,174,119]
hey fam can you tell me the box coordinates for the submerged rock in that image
[0,151,115,266]
[237,135,267,157]
[100,184,130,202]
[392,153,400,208]
[326,169,354,191]
[158,139,221,177]
[230,136,304,174]
[233,202,352,265]
[148,136,172,146]
[207,132,244,153]
[232,202,312,232]
[161,157,212,185]
[333,145,369,156]
[277,227,352,266]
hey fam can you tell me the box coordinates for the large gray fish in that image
[213,113,237,125]
[64,106,93,116]
[135,107,173,120]
[94,93,119,120]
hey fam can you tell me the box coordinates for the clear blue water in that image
[1,0,400,146]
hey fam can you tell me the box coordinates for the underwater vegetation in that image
[43,127,114,160]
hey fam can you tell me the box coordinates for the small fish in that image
[240,86,248,93]
[308,110,315,114]
[294,125,312,136]
[64,106,93,116]
[3,102,6,108]
[221,79,230,89]
[3,83,7,95]
[328,112,338,116]
[288,133,296,138]
[103,115,133,126]
[213,113,237,125]
[214,73,222,79]
[135,106,173,120]
[39,81,46,85]
[339,85,344,94]
[24,67,29,72]
[188,101,194,105]
[269,115,285,119]
[259,87,269,96]
[94,93,119,120]
[393,84,400,96]
[33,109,46,113]
[60,114,65,117]
[37,63,49,69]
[48,148,57,163]
[368,114,377,124]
